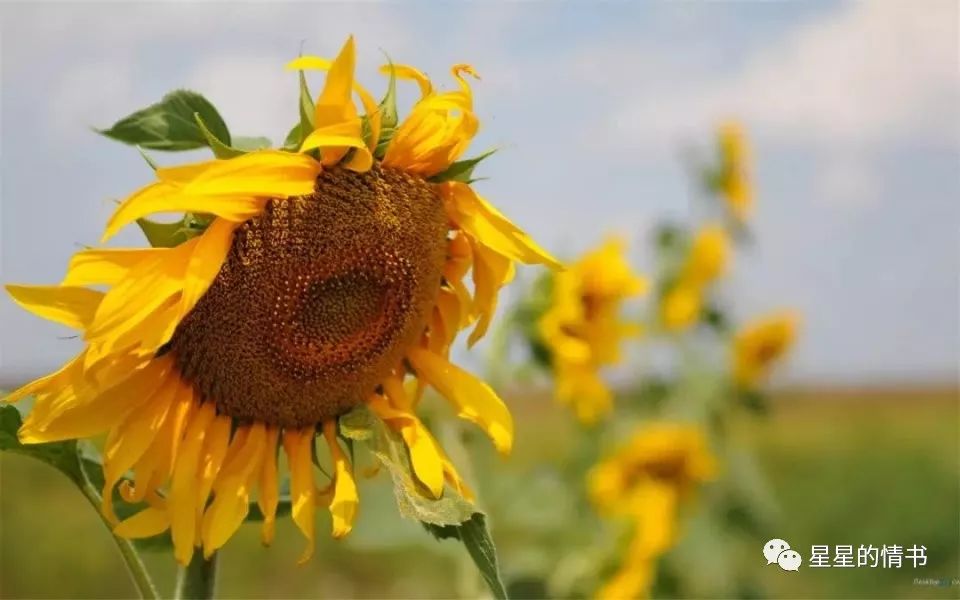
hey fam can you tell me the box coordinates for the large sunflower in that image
[5,36,559,564]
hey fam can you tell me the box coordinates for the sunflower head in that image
[5,35,560,565]
[537,237,647,423]
[658,224,730,333]
[588,423,718,517]
[716,120,753,222]
[732,311,800,387]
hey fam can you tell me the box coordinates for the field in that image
[1,387,957,599]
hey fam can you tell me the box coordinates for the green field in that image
[1,388,957,599]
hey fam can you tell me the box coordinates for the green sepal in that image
[373,58,399,160]
[428,148,497,184]
[136,215,205,248]
[97,90,231,152]
[423,514,509,600]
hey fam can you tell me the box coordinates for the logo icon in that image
[764,538,802,571]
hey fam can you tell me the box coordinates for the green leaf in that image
[97,90,231,151]
[194,113,245,159]
[339,405,474,526]
[232,136,272,151]
[424,513,508,600]
[373,58,399,159]
[283,123,302,150]
[429,148,497,184]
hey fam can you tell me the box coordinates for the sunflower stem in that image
[69,447,160,600]
[174,552,219,600]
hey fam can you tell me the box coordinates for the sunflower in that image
[537,238,647,424]
[732,311,799,387]
[659,224,730,332]
[716,121,752,222]
[588,424,717,599]
[4,36,559,565]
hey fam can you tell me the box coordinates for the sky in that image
[1,1,958,386]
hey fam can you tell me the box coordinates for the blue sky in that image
[1,1,957,386]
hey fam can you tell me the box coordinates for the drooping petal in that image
[467,239,514,347]
[113,507,170,539]
[282,427,317,563]
[257,427,280,546]
[407,347,513,455]
[168,401,217,565]
[5,285,103,330]
[379,63,434,98]
[85,238,196,348]
[62,248,169,287]
[201,423,266,557]
[100,371,179,523]
[441,182,561,269]
[368,394,444,498]
[322,420,358,540]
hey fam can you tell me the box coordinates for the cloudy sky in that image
[1,1,957,386]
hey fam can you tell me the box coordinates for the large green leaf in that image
[340,405,507,598]
[97,90,231,151]
[424,514,509,600]
[339,405,475,526]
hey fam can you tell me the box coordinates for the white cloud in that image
[605,1,959,148]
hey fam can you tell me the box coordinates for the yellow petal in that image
[113,507,170,539]
[467,240,514,347]
[20,357,172,443]
[63,248,168,287]
[322,420,358,539]
[6,285,103,330]
[442,183,561,270]
[314,36,356,126]
[257,427,280,546]
[368,395,444,498]
[283,427,317,563]
[169,401,217,565]
[102,182,263,242]
[4,352,85,404]
[201,423,266,557]
[181,150,322,198]
[101,372,179,523]
[85,238,196,346]
[379,63,433,98]
[196,414,232,521]
[180,218,238,317]
[407,347,513,455]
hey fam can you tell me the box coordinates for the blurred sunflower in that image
[659,224,730,332]
[4,36,559,564]
[733,311,799,387]
[716,121,752,222]
[589,424,717,599]
[538,238,647,424]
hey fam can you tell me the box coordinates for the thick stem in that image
[75,476,159,599]
[174,552,219,600]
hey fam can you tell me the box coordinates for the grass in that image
[1,387,957,599]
